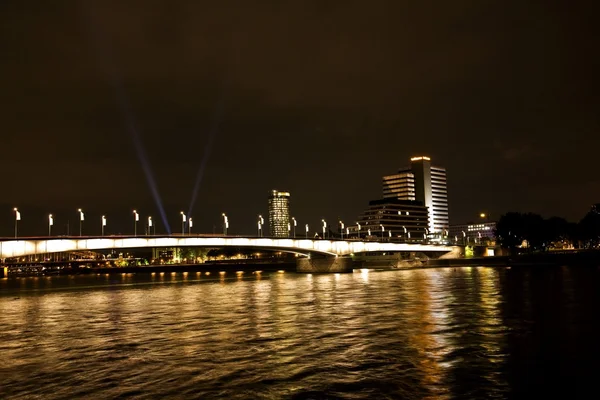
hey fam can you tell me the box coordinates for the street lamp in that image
[368,228,371,236]
[388,230,392,239]
[222,213,228,235]
[292,217,297,238]
[305,223,309,239]
[322,219,327,239]
[48,214,53,236]
[258,215,264,237]
[133,210,139,237]
[339,221,344,240]
[13,208,20,238]
[148,216,153,235]
[402,226,407,241]
[101,215,107,236]
[346,227,350,238]
[462,230,466,245]
[180,211,186,235]
[189,218,193,235]
[287,222,291,237]
[78,209,84,236]
[380,224,385,239]
[356,222,361,239]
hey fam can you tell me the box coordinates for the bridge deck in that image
[0,235,455,258]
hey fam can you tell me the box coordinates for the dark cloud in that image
[0,0,598,236]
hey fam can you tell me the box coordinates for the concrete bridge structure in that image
[0,235,458,273]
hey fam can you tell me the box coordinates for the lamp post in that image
[101,215,106,236]
[380,224,384,239]
[322,219,327,239]
[346,227,350,238]
[462,230,466,245]
[356,222,361,239]
[287,222,291,237]
[388,230,392,240]
[339,221,344,240]
[180,211,186,235]
[292,217,297,238]
[78,209,84,236]
[368,228,371,236]
[189,218,193,235]
[222,213,228,235]
[148,216,153,236]
[48,214,53,236]
[305,223,309,239]
[258,215,264,237]
[13,208,20,238]
[402,226,407,241]
[133,210,139,237]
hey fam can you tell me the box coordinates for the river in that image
[1,266,599,399]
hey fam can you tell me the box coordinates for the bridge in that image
[0,235,455,259]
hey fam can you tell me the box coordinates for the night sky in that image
[1,1,598,237]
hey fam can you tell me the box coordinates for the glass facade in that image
[268,190,291,237]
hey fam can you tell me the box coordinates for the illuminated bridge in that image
[0,235,454,258]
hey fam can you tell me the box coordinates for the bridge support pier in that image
[296,256,354,273]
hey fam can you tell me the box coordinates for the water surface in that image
[1,267,599,399]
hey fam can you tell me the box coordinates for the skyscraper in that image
[383,156,449,234]
[268,190,291,237]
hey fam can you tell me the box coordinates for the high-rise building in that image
[268,190,291,237]
[348,198,429,241]
[383,156,449,233]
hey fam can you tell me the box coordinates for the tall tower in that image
[268,190,291,237]
[382,156,449,233]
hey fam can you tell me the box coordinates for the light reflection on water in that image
[1,267,599,399]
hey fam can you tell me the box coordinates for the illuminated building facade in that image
[348,198,429,241]
[449,221,497,244]
[268,190,291,237]
[383,156,449,234]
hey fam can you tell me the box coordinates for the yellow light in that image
[219,271,226,275]
[278,270,285,273]
[480,213,486,218]
[410,156,431,161]
[205,272,210,276]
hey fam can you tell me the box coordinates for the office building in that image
[449,221,497,244]
[348,198,429,241]
[383,156,449,234]
[268,190,291,237]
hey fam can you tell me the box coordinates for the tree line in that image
[495,206,600,252]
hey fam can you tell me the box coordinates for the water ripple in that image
[2,266,600,399]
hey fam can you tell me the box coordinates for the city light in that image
[292,217,297,238]
[13,208,19,238]
[48,214,53,236]
[78,209,84,236]
[222,213,228,235]
[180,211,186,235]
[133,210,139,236]
[101,215,107,236]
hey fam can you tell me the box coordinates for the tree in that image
[578,210,600,248]
[495,212,546,253]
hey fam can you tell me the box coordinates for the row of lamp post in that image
[11,208,156,238]
[12,208,439,243]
